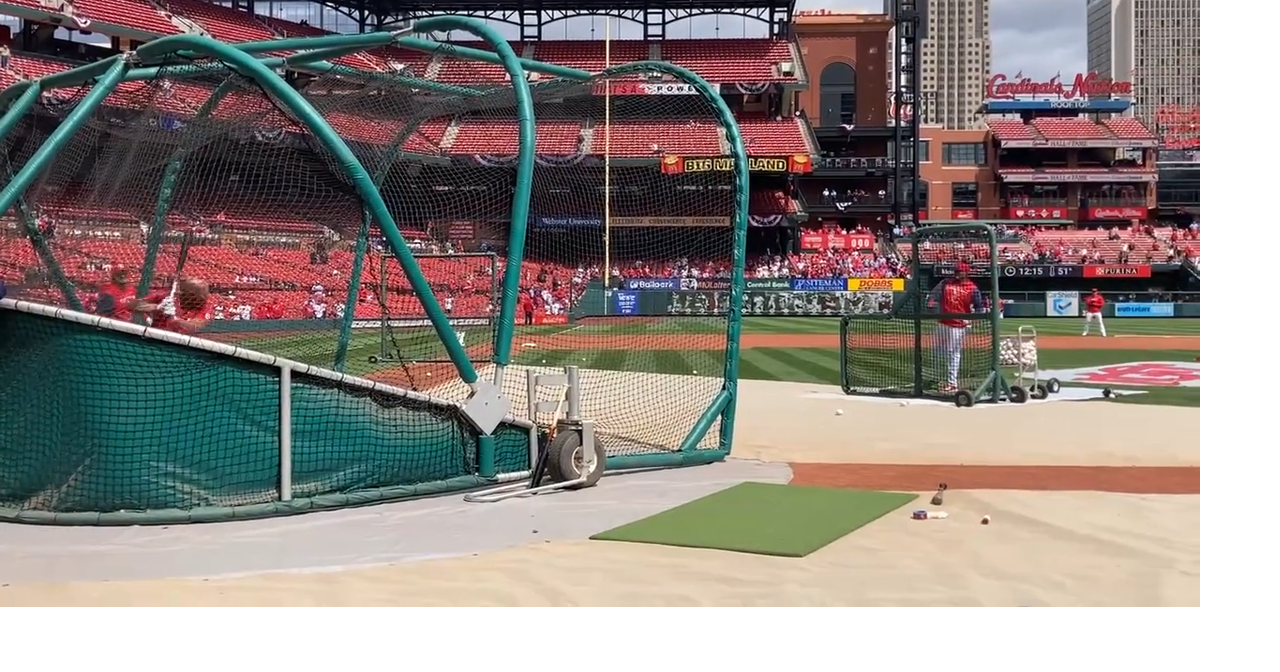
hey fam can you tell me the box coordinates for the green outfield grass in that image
[737,316,1199,337]
[228,316,1200,407]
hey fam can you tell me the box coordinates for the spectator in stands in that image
[306,292,326,319]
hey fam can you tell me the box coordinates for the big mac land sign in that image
[986,72,1133,101]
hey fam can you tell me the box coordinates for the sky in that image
[0,0,1090,78]
[799,0,1087,80]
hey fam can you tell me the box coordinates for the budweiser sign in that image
[1086,206,1149,220]
[986,72,1133,100]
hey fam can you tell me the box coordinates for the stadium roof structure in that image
[322,0,796,14]
[326,0,799,38]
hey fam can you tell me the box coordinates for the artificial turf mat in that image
[589,482,918,557]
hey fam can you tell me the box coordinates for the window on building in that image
[951,182,979,207]
[818,62,857,127]
[889,140,931,163]
[892,179,929,209]
[942,142,986,165]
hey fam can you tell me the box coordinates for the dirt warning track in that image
[535,333,1199,352]
[789,463,1200,495]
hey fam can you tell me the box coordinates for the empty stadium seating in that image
[165,0,277,43]
[1031,117,1110,140]
[987,116,1158,145]
[77,0,185,36]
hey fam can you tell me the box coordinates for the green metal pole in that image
[35,55,123,91]
[582,62,747,456]
[0,82,39,140]
[282,33,395,67]
[985,223,1005,400]
[334,109,460,371]
[0,80,37,111]
[133,34,480,384]
[399,34,538,370]
[135,80,236,302]
[229,28,595,82]
[0,62,130,310]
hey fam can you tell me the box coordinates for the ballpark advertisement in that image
[621,277,900,292]
[1114,303,1176,317]
[666,290,892,317]
[1045,291,1080,317]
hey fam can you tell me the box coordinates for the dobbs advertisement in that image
[847,278,905,292]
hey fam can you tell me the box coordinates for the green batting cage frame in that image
[839,223,1018,407]
[373,252,500,365]
[0,19,750,525]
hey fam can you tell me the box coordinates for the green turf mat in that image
[590,482,918,557]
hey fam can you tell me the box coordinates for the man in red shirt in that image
[94,267,137,322]
[927,262,986,392]
[134,277,210,334]
[1082,288,1107,337]
[518,292,535,326]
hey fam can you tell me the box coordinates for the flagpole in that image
[603,16,613,288]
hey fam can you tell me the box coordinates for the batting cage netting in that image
[840,224,1016,406]
[0,25,750,524]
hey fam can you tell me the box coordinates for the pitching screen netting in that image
[0,53,538,521]
[375,251,499,364]
[516,82,734,457]
[841,229,999,398]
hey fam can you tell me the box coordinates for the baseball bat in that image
[164,230,194,307]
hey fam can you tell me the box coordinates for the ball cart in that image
[998,326,1062,400]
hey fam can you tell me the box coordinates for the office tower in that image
[886,0,992,129]
[1086,0,1200,125]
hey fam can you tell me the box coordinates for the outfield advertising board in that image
[620,277,900,292]
[1114,303,1176,317]
[665,290,892,317]
[1045,291,1080,317]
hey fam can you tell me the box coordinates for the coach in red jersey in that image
[94,267,138,322]
[927,262,985,392]
[134,277,211,334]
[1082,288,1107,337]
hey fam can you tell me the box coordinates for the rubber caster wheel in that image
[545,429,606,489]
[1102,388,1114,398]
[1009,385,1029,404]
[954,390,975,408]
[1046,378,1061,394]
[367,355,379,364]
[1032,383,1049,400]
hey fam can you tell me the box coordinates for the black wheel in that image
[954,390,975,408]
[545,428,606,489]
[1102,388,1113,398]
[1046,378,1061,394]
[1032,383,1049,400]
[1009,385,1028,404]
[367,355,379,364]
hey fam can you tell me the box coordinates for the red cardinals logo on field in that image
[1040,362,1200,388]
